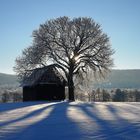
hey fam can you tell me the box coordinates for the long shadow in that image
[0,101,48,112]
[74,103,140,140]
[113,103,140,114]
[0,102,56,127]
[1,102,140,140]
[107,104,140,138]
[1,102,83,140]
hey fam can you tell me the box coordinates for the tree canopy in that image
[14,16,114,101]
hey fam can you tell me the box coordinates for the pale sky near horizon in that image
[0,0,140,74]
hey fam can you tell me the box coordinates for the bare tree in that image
[14,17,114,101]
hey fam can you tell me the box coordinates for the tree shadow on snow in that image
[73,103,140,140]
[0,102,56,128]
[1,102,140,140]
[0,102,83,140]
[0,101,48,112]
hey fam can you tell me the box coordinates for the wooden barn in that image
[22,65,66,101]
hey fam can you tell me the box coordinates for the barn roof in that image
[22,64,66,87]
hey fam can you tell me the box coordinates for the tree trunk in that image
[68,81,74,101]
[68,70,75,101]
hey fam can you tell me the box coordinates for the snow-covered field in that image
[0,101,140,140]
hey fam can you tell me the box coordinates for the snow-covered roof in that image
[21,64,65,87]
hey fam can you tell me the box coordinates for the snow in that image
[0,101,140,140]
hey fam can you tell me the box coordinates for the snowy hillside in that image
[0,73,18,86]
[0,101,140,140]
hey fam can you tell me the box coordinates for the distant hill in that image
[0,70,140,88]
[96,69,140,89]
[0,73,19,86]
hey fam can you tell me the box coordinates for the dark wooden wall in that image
[23,86,37,101]
[23,84,65,101]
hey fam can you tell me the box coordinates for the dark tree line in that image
[1,88,140,103]
[75,88,140,102]
[0,88,22,103]
[113,89,140,102]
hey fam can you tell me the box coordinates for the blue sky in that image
[0,0,140,74]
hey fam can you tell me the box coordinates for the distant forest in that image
[0,69,140,89]
[95,69,140,89]
[0,73,18,86]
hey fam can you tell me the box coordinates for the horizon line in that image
[1,68,140,75]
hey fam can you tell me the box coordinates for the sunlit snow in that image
[0,101,140,140]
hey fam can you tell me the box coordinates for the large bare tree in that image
[14,17,114,101]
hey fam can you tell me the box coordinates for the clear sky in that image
[0,0,140,74]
